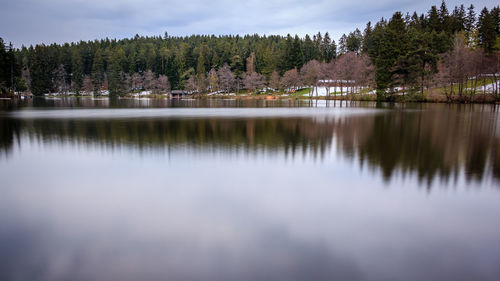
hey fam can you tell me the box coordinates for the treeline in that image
[363,2,500,101]
[0,38,24,96]
[10,32,337,96]
[2,1,500,101]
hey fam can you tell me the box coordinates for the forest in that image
[0,1,499,102]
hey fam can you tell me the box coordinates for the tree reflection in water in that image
[1,102,499,187]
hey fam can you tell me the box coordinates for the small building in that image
[170,90,189,98]
[20,92,33,99]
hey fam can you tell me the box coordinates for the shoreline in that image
[10,94,499,104]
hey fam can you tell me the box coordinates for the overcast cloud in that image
[0,0,497,47]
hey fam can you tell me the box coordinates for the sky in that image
[0,0,497,47]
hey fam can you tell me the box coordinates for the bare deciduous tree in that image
[22,68,31,90]
[321,61,337,96]
[53,64,69,94]
[484,53,500,100]
[82,76,93,93]
[269,71,281,91]
[102,73,108,91]
[143,70,155,90]
[185,75,197,93]
[437,36,481,102]
[336,52,358,98]
[217,63,235,93]
[354,53,375,95]
[196,73,207,93]
[208,68,219,92]
[334,55,348,98]
[132,73,143,90]
[155,75,170,93]
[300,60,320,97]
[280,68,300,94]
[243,71,265,94]
[246,52,256,73]
[123,73,131,93]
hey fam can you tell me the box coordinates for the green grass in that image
[292,88,313,97]
[422,77,495,96]
[235,89,251,95]
[358,88,374,94]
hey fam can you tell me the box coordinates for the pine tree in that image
[465,4,477,46]
[303,34,316,63]
[196,52,206,76]
[230,54,243,77]
[374,12,409,99]
[314,32,322,56]
[71,48,83,94]
[439,0,450,33]
[331,39,337,60]
[92,49,105,95]
[338,34,347,55]
[0,40,22,94]
[478,7,497,52]
[346,29,363,54]
[0,38,7,91]
[108,47,126,96]
[321,32,333,62]
[362,22,373,53]
[428,6,441,32]
[30,46,54,96]
[282,34,294,71]
[292,35,304,69]
[491,6,500,36]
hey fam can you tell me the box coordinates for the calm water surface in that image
[1,98,500,281]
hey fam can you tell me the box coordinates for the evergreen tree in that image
[338,34,347,55]
[197,52,206,76]
[30,46,53,96]
[0,40,20,92]
[281,34,294,71]
[313,32,322,61]
[346,29,363,54]
[455,5,467,32]
[71,48,83,93]
[373,12,409,99]
[303,34,316,62]
[439,0,450,33]
[0,38,7,89]
[108,47,126,96]
[428,6,441,32]
[292,35,304,69]
[478,7,497,52]
[465,4,477,46]
[92,48,105,94]
[492,6,500,36]
[331,39,337,60]
[362,22,373,53]
[230,54,243,77]
[321,32,334,62]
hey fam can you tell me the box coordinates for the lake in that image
[1,98,499,281]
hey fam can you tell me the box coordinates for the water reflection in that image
[1,100,500,281]
[4,96,326,109]
[1,104,499,186]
